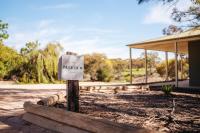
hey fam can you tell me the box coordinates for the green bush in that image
[162,85,173,95]
[156,59,189,80]
[96,60,114,82]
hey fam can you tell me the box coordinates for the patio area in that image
[128,27,200,89]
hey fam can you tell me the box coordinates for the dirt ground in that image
[0,83,200,133]
[80,90,200,132]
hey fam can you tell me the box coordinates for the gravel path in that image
[0,85,65,133]
[0,83,200,133]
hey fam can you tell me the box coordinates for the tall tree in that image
[84,53,114,81]
[18,41,63,83]
[0,20,9,43]
[138,0,200,34]
[140,52,160,74]
[0,44,23,80]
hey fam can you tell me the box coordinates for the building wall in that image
[188,40,200,86]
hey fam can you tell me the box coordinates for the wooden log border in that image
[23,101,153,133]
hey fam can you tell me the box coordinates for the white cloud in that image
[4,20,128,59]
[143,0,193,24]
[38,20,54,28]
[143,4,172,24]
[58,36,128,58]
[40,3,78,10]
[77,28,117,34]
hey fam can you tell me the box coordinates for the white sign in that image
[58,54,84,80]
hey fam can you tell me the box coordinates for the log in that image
[23,113,89,133]
[37,93,66,106]
[24,102,153,133]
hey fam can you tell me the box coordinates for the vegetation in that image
[0,41,63,83]
[162,84,173,95]
[141,52,160,75]
[0,44,23,80]
[17,41,63,83]
[138,0,200,34]
[0,20,9,43]
[156,58,189,80]
[0,20,189,83]
[84,53,129,82]
[0,41,166,83]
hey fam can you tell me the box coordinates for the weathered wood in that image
[174,42,178,87]
[130,47,133,84]
[23,113,89,133]
[145,49,148,84]
[165,51,169,81]
[66,51,80,112]
[24,102,152,133]
[67,80,79,112]
[37,93,65,106]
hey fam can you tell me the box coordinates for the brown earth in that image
[0,83,199,133]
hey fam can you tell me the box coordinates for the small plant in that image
[162,85,173,95]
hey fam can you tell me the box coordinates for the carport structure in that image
[127,27,200,87]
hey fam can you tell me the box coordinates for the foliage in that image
[111,59,129,80]
[138,0,200,34]
[140,52,160,75]
[84,53,114,81]
[162,84,173,95]
[132,58,144,69]
[0,44,23,80]
[0,20,9,43]
[156,58,189,80]
[97,60,114,82]
[17,41,63,83]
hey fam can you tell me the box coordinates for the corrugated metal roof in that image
[127,27,200,53]
[128,27,200,46]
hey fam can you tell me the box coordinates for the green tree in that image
[0,44,23,80]
[140,52,160,75]
[156,58,189,79]
[0,20,9,43]
[97,60,114,82]
[18,41,63,83]
[84,53,114,81]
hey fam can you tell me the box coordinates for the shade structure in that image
[127,27,200,87]
[127,28,200,53]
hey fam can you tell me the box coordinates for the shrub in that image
[156,59,189,80]
[162,85,173,95]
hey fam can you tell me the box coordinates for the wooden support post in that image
[129,48,133,84]
[165,51,169,81]
[175,42,178,87]
[66,52,79,112]
[180,54,183,80]
[145,49,148,84]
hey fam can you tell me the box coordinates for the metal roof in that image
[127,27,200,54]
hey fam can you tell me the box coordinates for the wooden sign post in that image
[58,52,84,112]
[67,80,79,112]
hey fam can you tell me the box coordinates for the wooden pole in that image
[180,54,183,79]
[66,52,79,112]
[165,51,169,81]
[175,42,178,87]
[145,49,148,84]
[129,48,133,84]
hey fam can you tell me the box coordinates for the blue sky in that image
[1,0,192,59]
